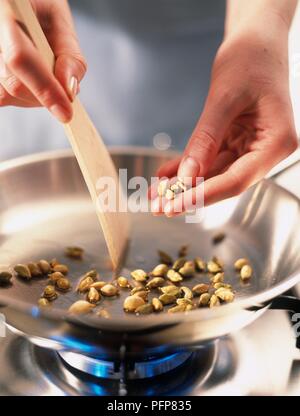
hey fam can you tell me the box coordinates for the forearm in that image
[225,0,297,37]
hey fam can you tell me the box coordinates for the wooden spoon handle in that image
[9,0,130,269]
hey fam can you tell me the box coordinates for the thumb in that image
[55,53,86,100]
[178,91,242,182]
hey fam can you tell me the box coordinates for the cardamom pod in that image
[215,288,235,303]
[178,244,188,257]
[90,281,107,290]
[178,261,195,277]
[211,272,224,284]
[135,303,153,315]
[192,283,210,295]
[151,264,168,277]
[168,304,186,313]
[27,262,42,277]
[152,297,163,312]
[160,285,181,297]
[212,232,225,245]
[0,271,12,285]
[157,179,169,197]
[167,269,183,283]
[194,257,206,272]
[43,285,57,301]
[234,258,249,270]
[77,275,94,293]
[68,300,95,315]
[146,277,165,289]
[52,264,69,275]
[87,287,101,303]
[199,292,211,307]
[180,286,193,300]
[159,293,177,305]
[38,260,51,274]
[207,260,222,274]
[131,269,148,282]
[240,265,252,280]
[123,295,145,312]
[65,246,84,259]
[56,277,71,291]
[117,276,130,288]
[100,284,119,297]
[209,294,220,308]
[172,257,186,271]
[14,264,31,279]
[157,250,173,265]
[49,271,64,283]
[38,298,50,307]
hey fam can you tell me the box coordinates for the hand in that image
[0,0,87,122]
[152,14,298,216]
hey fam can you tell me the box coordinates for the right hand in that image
[0,0,87,122]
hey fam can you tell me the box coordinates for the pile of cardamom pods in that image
[0,242,253,317]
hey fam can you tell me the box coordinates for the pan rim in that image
[0,148,299,329]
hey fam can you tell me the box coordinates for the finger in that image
[205,150,236,179]
[55,54,86,101]
[0,53,40,104]
[151,197,168,216]
[165,143,295,216]
[41,0,87,100]
[156,156,182,179]
[150,151,236,214]
[0,83,39,107]
[204,144,297,206]
[148,178,160,201]
[177,88,244,183]
[0,6,72,122]
[149,175,182,206]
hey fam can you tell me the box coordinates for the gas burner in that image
[37,341,218,395]
[58,350,195,380]
[0,310,299,395]
[0,330,218,396]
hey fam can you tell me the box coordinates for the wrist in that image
[225,0,296,40]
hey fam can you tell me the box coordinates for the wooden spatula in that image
[10,0,129,269]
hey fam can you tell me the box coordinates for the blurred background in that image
[0,0,299,160]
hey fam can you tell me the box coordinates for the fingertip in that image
[55,55,86,101]
[49,103,73,124]
[150,198,162,215]
[164,202,173,217]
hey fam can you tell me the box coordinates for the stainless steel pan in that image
[1,147,300,358]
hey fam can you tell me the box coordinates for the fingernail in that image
[178,156,199,182]
[68,76,78,101]
[50,104,70,123]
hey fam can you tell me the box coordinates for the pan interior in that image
[0,150,300,323]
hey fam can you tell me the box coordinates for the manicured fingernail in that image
[50,104,70,123]
[178,156,199,182]
[69,76,78,101]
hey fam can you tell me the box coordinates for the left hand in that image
[151,18,298,216]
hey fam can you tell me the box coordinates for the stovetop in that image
[1,157,300,396]
[0,308,299,395]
